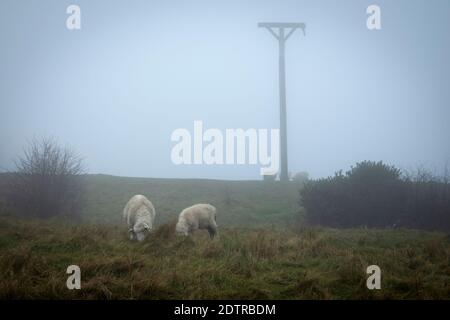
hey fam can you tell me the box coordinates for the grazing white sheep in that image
[123,194,156,241]
[176,204,218,238]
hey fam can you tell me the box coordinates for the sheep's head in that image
[133,222,152,241]
[175,220,189,236]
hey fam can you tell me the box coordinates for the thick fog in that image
[1,0,449,180]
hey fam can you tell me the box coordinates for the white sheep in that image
[176,204,218,238]
[123,194,156,241]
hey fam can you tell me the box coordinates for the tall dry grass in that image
[0,217,449,299]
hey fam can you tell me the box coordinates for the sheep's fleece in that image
[176,204,218,238]
[123,195,155,241]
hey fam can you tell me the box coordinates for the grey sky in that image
[1,0,449,180]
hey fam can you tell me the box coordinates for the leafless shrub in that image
[6,137,86,218]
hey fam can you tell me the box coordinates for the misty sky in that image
[0,0,449,180]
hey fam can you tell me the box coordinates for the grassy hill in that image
[0,174,449,299]
[81,174,301,227]
[0,218,448,299]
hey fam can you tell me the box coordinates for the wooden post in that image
[278,28,288,181]
[258,22,305,181]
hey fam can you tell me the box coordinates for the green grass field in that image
[0,175,449,299]
[81,174,301,227]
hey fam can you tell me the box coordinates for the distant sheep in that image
[176,204,218,238]
[123,194,156,241]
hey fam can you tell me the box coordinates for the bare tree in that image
[6,137,86,218]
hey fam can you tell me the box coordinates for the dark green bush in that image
[300,161,450,231]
